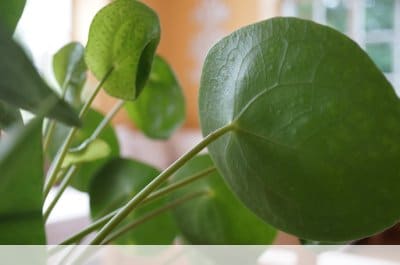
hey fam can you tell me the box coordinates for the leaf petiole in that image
[52,166,216,249]
[43,165,77,222]
[43,67,114,199]
[69,99,124,153]
[102,191,208,244]
[88,123,235,245]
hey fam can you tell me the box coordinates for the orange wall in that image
[142,0,279,128]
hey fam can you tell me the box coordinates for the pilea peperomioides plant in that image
[0,0,399,259]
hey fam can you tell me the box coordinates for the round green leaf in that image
[53,42,87,109]
[47,109,119,191]
[89,158,177,244]
[85,0,160,100]
[125,55,185,139]
[0,0,26,35]
[170,154,277,244]
[199,17,400,242]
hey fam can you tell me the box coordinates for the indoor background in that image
[13,0,400,244]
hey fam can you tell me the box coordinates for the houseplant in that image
[0,0,399,259]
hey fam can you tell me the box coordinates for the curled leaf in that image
[85,0,160,100]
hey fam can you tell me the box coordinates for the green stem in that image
[43,84,68,151]
[53,210,118,248]
[54,167,215,249]
[45,99,123,218]
[58,245,79,265]
[141,166,216,204]
[43,165,77,222]
[43,121,57,151]
[89,123,234,245]
[102,191,207,244]
[69,99,124,153]
[70,192,207,265]
[43,68,113,198]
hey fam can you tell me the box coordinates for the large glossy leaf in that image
[53,42,87,108]
[47,109,119,191]
[89,158,177,244]
[0,100,22,130]
[170,154,276,244]
[0,119,46,244]
[0,0,26,35]
[85,0,160,100]
[125,55,185,139]
[199,17,400,242]
[0,26,80,126]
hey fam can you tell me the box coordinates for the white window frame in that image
[280,0,400,93]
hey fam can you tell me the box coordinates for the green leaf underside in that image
[53,42,87,108]
[0,100,22,130]
[47,109,119,191]
[0,26,80,126]
[62,139,111,169]
[89,158,177,244]
[199,17,400,241]
[0,0,26,35]
[125,55,185,139]
[85,0,160,100]
[170,154,276,244]
[0,119,46,244]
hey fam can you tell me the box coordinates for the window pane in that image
[325,0,348,33]
[297,0,313,19]
[365,42,393,73]
[365,0,394,31]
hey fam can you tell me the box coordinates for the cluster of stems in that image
[43,69,235,263]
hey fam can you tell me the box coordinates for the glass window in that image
[365,42,393,73]
[297,0,313,19]
[325,0,349,33]
[365,0,395,31]
[281,0,399,92]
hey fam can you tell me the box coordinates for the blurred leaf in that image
[0,26,80,126]
[0,119,46,244]
[125,55,185,139]
[62,139,111,169]
[85,0,160,100]
[171,154,277,244]
[47,109,119,191]
[0,100,22,130]
[53,42,87,108]
[0,0,26,35]
[89,158,177,244]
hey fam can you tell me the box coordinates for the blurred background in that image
[14,0,400,245]
[16,0,400,129]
